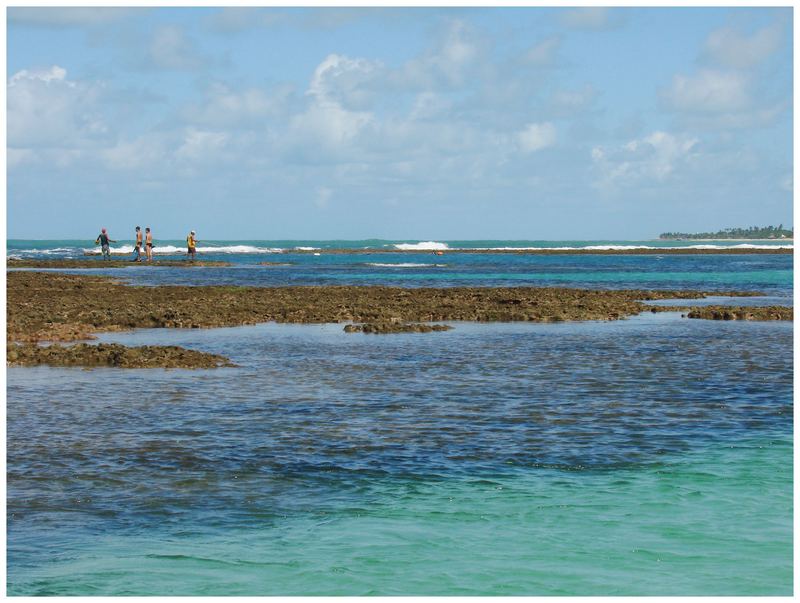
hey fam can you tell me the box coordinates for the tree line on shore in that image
[659,225,793,240]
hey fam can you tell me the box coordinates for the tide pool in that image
[7,315,793,595]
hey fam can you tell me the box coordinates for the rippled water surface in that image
[9,250,795,293]
[7,311,792,595]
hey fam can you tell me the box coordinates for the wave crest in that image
[393,241,449,251]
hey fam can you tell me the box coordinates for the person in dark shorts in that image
[145,227,153,262]
[132,226,143,262]
[186,230,197,261]
[95,228,116,260]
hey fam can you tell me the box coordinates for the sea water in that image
[6,244,793,595]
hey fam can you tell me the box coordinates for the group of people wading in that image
[95,227,198,262]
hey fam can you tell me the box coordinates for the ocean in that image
[6,241,793,595]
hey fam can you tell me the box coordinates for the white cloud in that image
[182,82,294,128]
[522,35,561,67]
[409,92,453,121]
[660,18,789,131]
[7,65,110,149]
[101,134,170,171]
[592,130,699,189]
[9,65,70,86]
[308,53,384,110]
[704,22,784,69]
[517,122,556,153]
[148,26,203,71]
[175,128,229,164]
[663,69,750,113]
[397,19,483,90]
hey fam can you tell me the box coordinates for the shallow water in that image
[7,245,794,294]
[7,313,793,595]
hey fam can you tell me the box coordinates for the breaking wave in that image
[472,244,793,251]
[83,245,284,255]
[393,241,450,251]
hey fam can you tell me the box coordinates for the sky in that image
[6,6,794,240]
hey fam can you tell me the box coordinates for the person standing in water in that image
[186,230,198,261]
[95,228,116,260]
[132,226,143,262]
[145,227,153,262]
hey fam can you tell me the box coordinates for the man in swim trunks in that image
[95,228,116,260]
[132,226,143,262]
[186,230,198,261]
[145,227,153,262]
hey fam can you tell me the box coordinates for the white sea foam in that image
[468,244,793,251]
[294,246,320,251]
[393,241,450,251]
[82,244,284,255]
[15,247,76,255]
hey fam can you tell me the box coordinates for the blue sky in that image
[7,7,793,240]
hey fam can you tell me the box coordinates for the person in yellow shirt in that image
[187,230,197,261]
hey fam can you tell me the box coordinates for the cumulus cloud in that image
[101,133,170,171]
[591,131,699,189]
[8,65,110,149]
[308,54,385,110]
[703,21,784,69]
[147,26,204,71]
[663,69,751,113]
[176,128,230,163]
[661,18,788,130]
[279,56,379,162]
[517,122,557,153]
[182,82,294,128]
[409,92,453,121]
[396,19,484,90]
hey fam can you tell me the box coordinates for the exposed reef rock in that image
[7,270,771,367]
[684,306,793,321]
[343,322,453,334]
[8,343,235,369]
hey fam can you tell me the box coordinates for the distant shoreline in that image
[658,238,793,242]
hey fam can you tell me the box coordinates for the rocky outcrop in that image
[684,306,793,321]
[343,322,453,334]
[7,343,235,369]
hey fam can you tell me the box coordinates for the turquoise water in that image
[8,437,792,596]
[7,312,793,595]
[7,241,793,295]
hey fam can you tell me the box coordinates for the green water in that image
[11,436,791,596]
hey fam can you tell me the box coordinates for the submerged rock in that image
[344,322,453,334]
[685,306,793,321]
